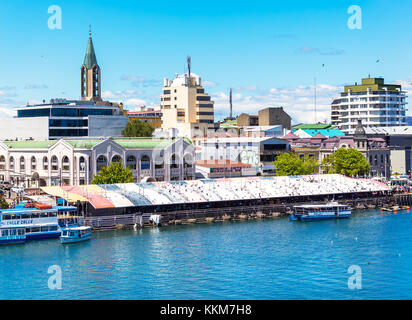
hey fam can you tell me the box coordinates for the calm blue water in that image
[1,209,412,300]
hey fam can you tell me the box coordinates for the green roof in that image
[2,139,178,150]
[292,124,333,130]
[2,141,57,149]
[114,139,175,149]
[83,32,98,69]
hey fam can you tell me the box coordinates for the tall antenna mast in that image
[314,77,317,124]
[229,88,233,119]
[187,56,191,78]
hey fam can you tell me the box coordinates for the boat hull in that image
[300,214,351,222]
[26,231,61,240]
[61,233,91,244]
[0,238,26,245]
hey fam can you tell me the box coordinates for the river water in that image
[1,209,411,300]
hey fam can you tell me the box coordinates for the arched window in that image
[126,155,137,170]
[19,156,25,172]
[0,155,5,170]
[51,156,58,171]
[62,156,70,171]
[9,157,14,171]
[141,155,150,170]
[184,154,193,168]
[43,157,48,170]
[154,154,164,170]
[31,156,36,171]
[112,155,122,164]
[374,155,378,166]
[97,155,107,171]
[79,157,86,172]
[170,154,179,169]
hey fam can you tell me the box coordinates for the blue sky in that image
[0,0,411,124]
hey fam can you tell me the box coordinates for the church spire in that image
[81,27,101,101]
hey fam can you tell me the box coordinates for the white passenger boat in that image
[291,202,352,222]
[0,202,78,241]
[0,226,26,245]
[60,226,92,244]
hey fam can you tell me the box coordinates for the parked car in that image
[0,181,12,190]
[11,186,27,195]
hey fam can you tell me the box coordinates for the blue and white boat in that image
[0,226,26,245]
[0,202,78,240]
[291,202,351,222]
[60,226,91,244]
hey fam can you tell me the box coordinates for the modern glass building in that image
[331,77,407,134]
[12,99,127,139]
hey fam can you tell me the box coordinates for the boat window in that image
[21,214,31,219]
[41,226,49,232]
[2,215,10,220]
[69,232,75,237]
[62,231,68,236]
[9,229,17,236]
[49,212,57,217]
[50,226,58,231]
[25,228,30,233]
[1,230,9,237]
[17,229,25,236]
[40,212,48,218]
[31,227,40,233]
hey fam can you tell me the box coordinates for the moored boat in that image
[0,226,26,245]
[290,202,351,222]
[60,226,92,244]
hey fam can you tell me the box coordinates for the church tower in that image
[81,29,101,101]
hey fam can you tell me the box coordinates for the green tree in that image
[321,148,370,177]
[273,153,318,176]
[92,162,134,185]
[122,120,154,137]
[0,196,9,209]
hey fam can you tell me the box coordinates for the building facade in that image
[194,136,290,175]
[0,138,195,187]
[160,72,215,138]
[127,107,162,129]
[331,77,407,134]
[236,107,291,129]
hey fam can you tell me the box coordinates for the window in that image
[112,155,122,163]
[20,157,25,172]
[51,156,58,171]
[9,157,14,170]
[62,156,70,171]
[43,157,48,170]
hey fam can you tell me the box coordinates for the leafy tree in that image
[321,148,370,177]
[0,196,9,209]
[92,162,134,185]
[273,153,318,176]
[122,120,154,137]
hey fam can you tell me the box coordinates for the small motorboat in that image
[60,226,92,244]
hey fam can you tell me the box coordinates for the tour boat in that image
[0,226,26,245]
[0,202,78,240]
[60,226,92,244]
[290,202,352,222]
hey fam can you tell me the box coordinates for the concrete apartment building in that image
[236,107,291,130]
[331,77,407,134]
[160,70,215,138]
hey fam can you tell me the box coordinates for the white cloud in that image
[0,106,16,118]
[212,83,341,124]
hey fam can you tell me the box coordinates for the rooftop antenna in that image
[314,77,317,124]
[229,88,233,119]
[187,56,191,78]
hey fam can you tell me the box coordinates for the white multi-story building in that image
[0,138,195,187]
[331,77,407,134]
